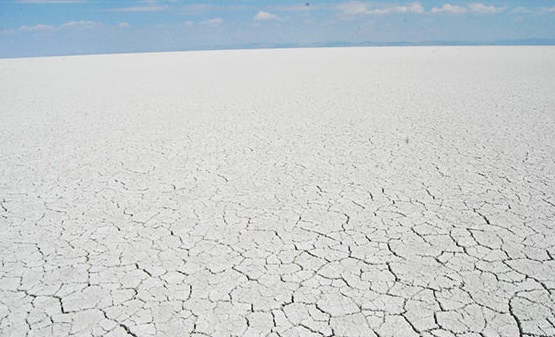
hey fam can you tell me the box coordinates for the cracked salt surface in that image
[1,46,554,336]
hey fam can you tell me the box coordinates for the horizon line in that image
[2,38,555,59]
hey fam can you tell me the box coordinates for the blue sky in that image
[1,0,554,57]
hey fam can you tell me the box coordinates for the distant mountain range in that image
[209,38,555,51]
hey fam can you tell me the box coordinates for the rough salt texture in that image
[1,46,554,337]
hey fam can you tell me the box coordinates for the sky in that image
[1,0,554,57]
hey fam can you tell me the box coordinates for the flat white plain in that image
[1,47,554,336]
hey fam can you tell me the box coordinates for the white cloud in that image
[60,20,94,28]
[180,4,248,15]
[468,3,506,14]
[19,24,55,32]
[340,2,507,17]
[118,22,130,28]
[254,11,279,21]
[200,18,223,27]
[431,4,467,14]
[375,3,424,15]
[430,3,507,15]
[339,2,424,16]
[18,20,98,33]
[508,7,533,15]
[542,6,555,13]
[339,2,371,15]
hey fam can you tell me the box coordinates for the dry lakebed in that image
[1,46,554,336]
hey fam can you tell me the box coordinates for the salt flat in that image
[1,46,554,336]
